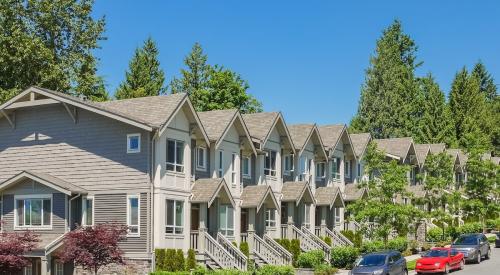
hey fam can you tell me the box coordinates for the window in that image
[303,204,311,228]
[166,139,184,172]
[334,207,341,224]
[23,265,32,275]
[218,150,224,178]
[357,163,361,177]
[127,195,140,236]
[219,205,234,236]
[127,134,141,153]
[166,200,184,234]
[242,156,251,178]
[82,196,94,226]
[15,196,51,228]
[284,154,294,175]
[54,261,64,275]
[403,198,409,205]
[231,153,237,185]
[264,150,277,176]
[316,162,325,179]
[265,209,276,227]
[345,159,351,178]
[196,147,206,170]
[331,158,341,180]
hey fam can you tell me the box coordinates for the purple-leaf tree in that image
[59,223,128,275]
[0,226,40,272]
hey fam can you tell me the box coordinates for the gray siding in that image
[0,105,150,191]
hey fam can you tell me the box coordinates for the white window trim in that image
[264,150,277,177]
[283,154,294,175]
[166,139,185,173]
[127,133,141,153]
[165,199,184,235]
[219,204,235,236]
[196,147,207,171]
[316,162,326,180]
[231,153,237,186]
[345,159,351,178]
[126,194,140,237]
[14,194,53,230]
[81,195,94,226]
[265,209,276,227]
[242,156,251,179]
[218,150,224,178]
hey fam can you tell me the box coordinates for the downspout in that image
[150,130,157,271]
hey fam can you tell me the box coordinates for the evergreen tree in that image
[449,68,490,151]
[170,43,262,113]
[417,74,456,146]
[0,0,108,103]
[115,37,166,99]
[351,20,422,138]
[472,61,497,102]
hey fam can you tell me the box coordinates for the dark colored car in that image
[495,232,500,248]
[415,248,464,274]
[349,251,408,275]
[450,233,491,263]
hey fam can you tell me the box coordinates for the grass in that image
[407,259,417,271]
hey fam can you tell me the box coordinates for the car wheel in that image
[459,260,465,270]
[476,252,481,264]
[403,269,408,275]
[485,249,491,260]
[444,264,450,274]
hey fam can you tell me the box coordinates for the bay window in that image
[16,196,51,228]
[264,150,277,176]
[166,199,184,234]
[219,205,234,236]
[167,139,184,172]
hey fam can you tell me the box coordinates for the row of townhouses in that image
[0,87,498,275]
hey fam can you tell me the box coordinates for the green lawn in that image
[407,259,417,271]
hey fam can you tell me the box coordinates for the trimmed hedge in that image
[240,241,250,258]
[314,264,338,275]
[256,265,295,275]
[331,246,360,269]
[297,250,324,268]
[187,249,197,270]
[387,237,408,252]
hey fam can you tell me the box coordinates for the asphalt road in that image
[410,245,500,275]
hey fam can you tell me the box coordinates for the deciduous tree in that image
[0,229,40,272]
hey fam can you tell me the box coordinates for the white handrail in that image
[301,226,331,262]
[325,227,353,247]
[204,233,235,269]
[216,233,248,270]
[291,225,322,252]
[253,234,291,266]
[263,235,293,265]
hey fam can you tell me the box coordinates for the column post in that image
[247,208,256,255]
[198,203,208,253]
[287,201,295,239]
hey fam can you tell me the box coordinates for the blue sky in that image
[93,0,499,125]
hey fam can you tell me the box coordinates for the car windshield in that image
[454,235,478,245]
[423,250,448,258]
[355,255,387,267]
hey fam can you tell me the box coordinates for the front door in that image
[191,205,199,230]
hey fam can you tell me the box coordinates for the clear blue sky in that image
[93,0,499,125]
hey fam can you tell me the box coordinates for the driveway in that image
[409,245,500,275]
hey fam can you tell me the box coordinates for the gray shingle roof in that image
[240,185,278,211]
[315,186,344,207]
[242,112,280,142]
[318,124,345,150]
[344,184,368,201]
[287,124,315,150]
[492,157,500,165]
[197,109,238,142]
[446,149,468,166]
[349,133,371,159]
[191,178,234,207]
[0,170,87,194]
[281,181,314,204]
[414,144,431,166]
[373,137,413,160]
[426,143,446,154]
[407,184,427,198]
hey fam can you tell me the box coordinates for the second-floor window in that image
[82,196,94,226]
[127,195,139,236]
[331,158,341,180]
[167,139,184,172]
[16,196,51,228]
[166,199,184,234]
[283,154,294,175]
[357,163,361,178]
[242,156,251,178]
[316,162,325,179]
[345,159,351,178]
[219,205,234,236]
[196,147,206,171]
[218,150,224,178]
[264,150,277,176]
[265,209,276,227]
[334,207,341,224]
[127,134,141,153]
[231,153,237,185]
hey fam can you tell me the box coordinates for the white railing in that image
[301,226,331,262]
[204,233,234,269]
[190,230,199,250]
[264,235,293,266]
[253,234,291,266]
[291,225,321,252]
[281,224,288,239]
[216,233,248,271]
[325,227,353,247]
[240,232,248,243]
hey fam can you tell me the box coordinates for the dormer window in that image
[127,134,141,153]
[284,154,294,175]
[264,150,277,177]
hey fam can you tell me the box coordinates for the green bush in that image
[297,250,324,268]
[359,240,384,253]
[341,230,363,247]
[150,271,190,275]
[387,237,408,252]
[255,265,295,275]
[290,239,301,267]
[175,249,185,271]
[427,227,447,242]
[402,249,412,257]
[275,238,291,252]
[331,246,360,269]
[187,249,197,270]
[322,236,332,246]
[407,259,417,271]
[239,241,250,258]
[155,249,166,271]
[488,236,496,243]
[164,249,176,271]
[458,222,482,234]
[314,264,337,275]
[486,218,500,230]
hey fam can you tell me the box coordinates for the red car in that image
[416,247,464,274]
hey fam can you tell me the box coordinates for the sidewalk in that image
[335,254,421,275]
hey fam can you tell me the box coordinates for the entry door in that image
[191,205,199,230]
[241,209,248,233]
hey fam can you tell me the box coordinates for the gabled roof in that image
[242,112,294,150]
[373,137,418,164]
[315,186,345,208]
[406,184,427,199]
[281,181,315,206]
[240,185,279,212]
[492,157,500,165]
[190,178,235,208]
[349,133,372,159]
[414,144,431,166]
[198,109,256,155]
[0,170,86,195]
[287,124,328,161]
[446,149,468,167]
[426,143,446,154]
[344,184,368,202]
[318,124,356,159]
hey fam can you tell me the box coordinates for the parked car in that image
[496,232,500,248]
[450,233,491,263]
[415,247,464,274]
[349,251,407,275]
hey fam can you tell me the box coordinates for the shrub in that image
[437,241,450,247]
[331,246,360,269]
[486,218,500,230]
[323,236,332,246]
[427,227,446,242]
[155,249,166,271]
[402,249,412,257]
[239,241,250,258]
[314,263,338,275]
[297,250,324,268]
[175,249,185,271]
[387,237,408,252]
[341,230,362,247]
[290,239,301,267]
[256,265,295,275]
[150,271,190,275]
[164,249,176,271]
[187,249,197,270]
[407,259,417,271]
[458,222,482,234]
[421,243,431,251]
[275,238,291,251]
[359,240,384,253]
[408,240,419,254]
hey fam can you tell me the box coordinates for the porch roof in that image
[349,133,372,159]
[344,184,368,202]
[406,184,427,199]
[315,186,345,208]
[240,185,280,212]
[0,170,86,195]
[414,144,431,166]
[190,178,235,208]
[281,181,315,206]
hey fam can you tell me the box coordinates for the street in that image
[410,245,500,275]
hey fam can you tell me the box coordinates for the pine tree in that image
[472,61,497,102]
[170,42,210,96]
[115,37,166,99]
[417,74,456,146]
[351,20,422,139]
[449,68,491,151]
